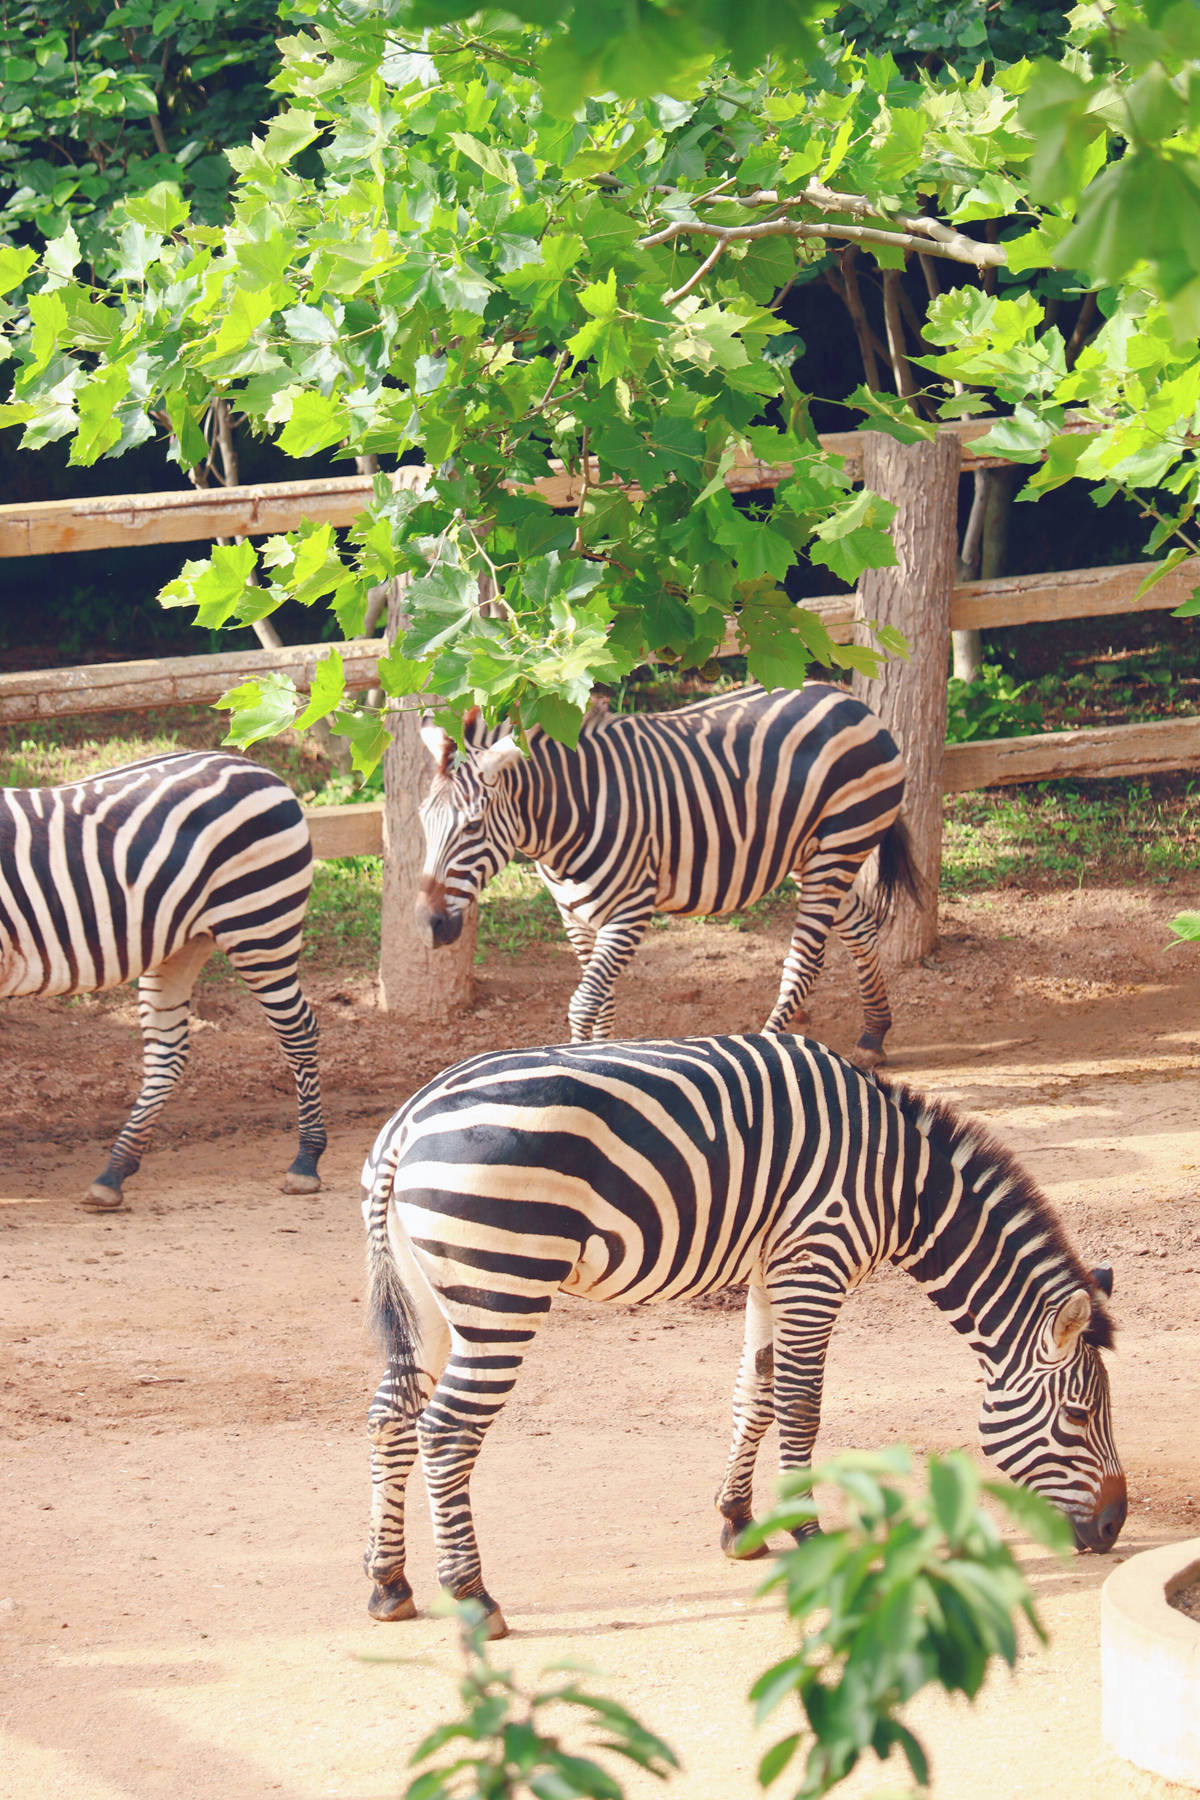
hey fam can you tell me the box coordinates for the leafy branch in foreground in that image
[741,1449,1071,1800]
[399,1600,679,1800]
[392,1451,1068,1800]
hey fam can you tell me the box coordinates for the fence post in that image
[378,580,478,1019]
[851,429,961,965]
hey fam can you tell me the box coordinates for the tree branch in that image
[643,183,1005,270]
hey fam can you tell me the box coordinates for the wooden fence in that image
[3,420,1199,877]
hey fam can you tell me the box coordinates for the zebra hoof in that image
[720,1517,769,1560]
[367,1579,417,1622]
[848,1038,887,1072]
[475,1599,509,1641]
[281,1170,322,1196]
[80,1181,126,1212]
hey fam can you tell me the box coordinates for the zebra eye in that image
[1061,1404,1091,1429]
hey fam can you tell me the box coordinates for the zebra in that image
[0,750,326,1210]
[417,683,918,1067]
[361,1032,1125,1639]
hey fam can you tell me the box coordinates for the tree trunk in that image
[852,431,961,965]
[378,581,477,1019]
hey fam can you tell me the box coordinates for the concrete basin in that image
[1102,1536,1200,1788]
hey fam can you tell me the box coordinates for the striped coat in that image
[1,750,325,1208]
[418,684,918,1064]
[361,1032,1125,1637]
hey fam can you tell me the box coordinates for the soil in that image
[1169,1580,1200,1624]
[4,881,1200,1800]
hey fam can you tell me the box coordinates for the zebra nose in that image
[1097,1490,1127,1547]
[415,897,463,949]
[1072,1476,1127,1552]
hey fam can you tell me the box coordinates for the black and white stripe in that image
[1,750,326,1208]
[362,1032,1125,1637]
[417,683,918,1065]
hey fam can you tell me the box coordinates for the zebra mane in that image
[876,1073,1115,1349]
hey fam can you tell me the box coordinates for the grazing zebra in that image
[418,683,918,1066]
[362,1033,1126,1638]
[0,751,326,1209]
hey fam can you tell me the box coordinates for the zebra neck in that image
[893,1134,1082,1380]
[514,734,599,865]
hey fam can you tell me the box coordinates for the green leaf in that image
[217,673,300,748]
[810,488,898,584]
[450,131,521,187]
[756,1731,800,1786]
[159,540,260,628]
[330,708,391,777]
[294,648,346,730]
[125,182,189,234]
[0,244,37,296]
[277,391,351,457]
[1168,911,1200,944]
[929,1452,978,1547]
[69,363,130,465]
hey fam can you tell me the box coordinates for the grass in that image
[942,777,1200,894]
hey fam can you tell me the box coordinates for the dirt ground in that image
[3,881,1200,1800]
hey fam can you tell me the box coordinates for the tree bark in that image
[378,580,477,1018]
[852,431,961,964]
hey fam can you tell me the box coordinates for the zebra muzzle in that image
[1072,1472,1128,1553]
[415,886,463,948]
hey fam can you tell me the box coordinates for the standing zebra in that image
[362,1032,1125,1638]
[418,683,918,1066]
[1,750,326,1209]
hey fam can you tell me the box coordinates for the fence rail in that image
[0,419,1015,560]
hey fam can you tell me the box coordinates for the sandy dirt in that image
[3,882,1200,1800]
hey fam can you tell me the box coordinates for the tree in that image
[5,5,1200,761]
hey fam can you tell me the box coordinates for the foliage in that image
[739,1449,1070,1800]
[7,1,1200,766]
[0,0,281,257]
[837,0,1072,70]
[0,10,1034,762]
[1168,910,1200,945]
[945,662,1045,743]
[400,1452,1067,1800]
[400,1601,679,1800]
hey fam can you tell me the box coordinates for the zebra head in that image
[978,1266,1126,1553]
[416,719,524,947]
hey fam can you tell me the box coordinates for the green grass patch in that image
[475,862,563,957]
[942,778,1200,894]
[0,710,325,791]
[304,856,383,972]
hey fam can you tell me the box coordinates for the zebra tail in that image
[364,1137,426,1420]
[872,815,925,926]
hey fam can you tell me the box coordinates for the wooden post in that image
[378,581,478,1019]
[852,430,961,965]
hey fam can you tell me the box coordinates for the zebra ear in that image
[420,723,455,773]
[1091,1263,1114,1298]
[475,734,522,785]
[1049,1288,1094,1355]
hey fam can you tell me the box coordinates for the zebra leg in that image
[83,936,216,1211]
[365,1309,452,1624]
[763,859,858,1038]
[565,906,653,1042]
[766,1270,845,1541]
[832,889,892,1069]
[220,943,326,1195]
[715,1282,776,1558]
[418,1321,554,1640]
